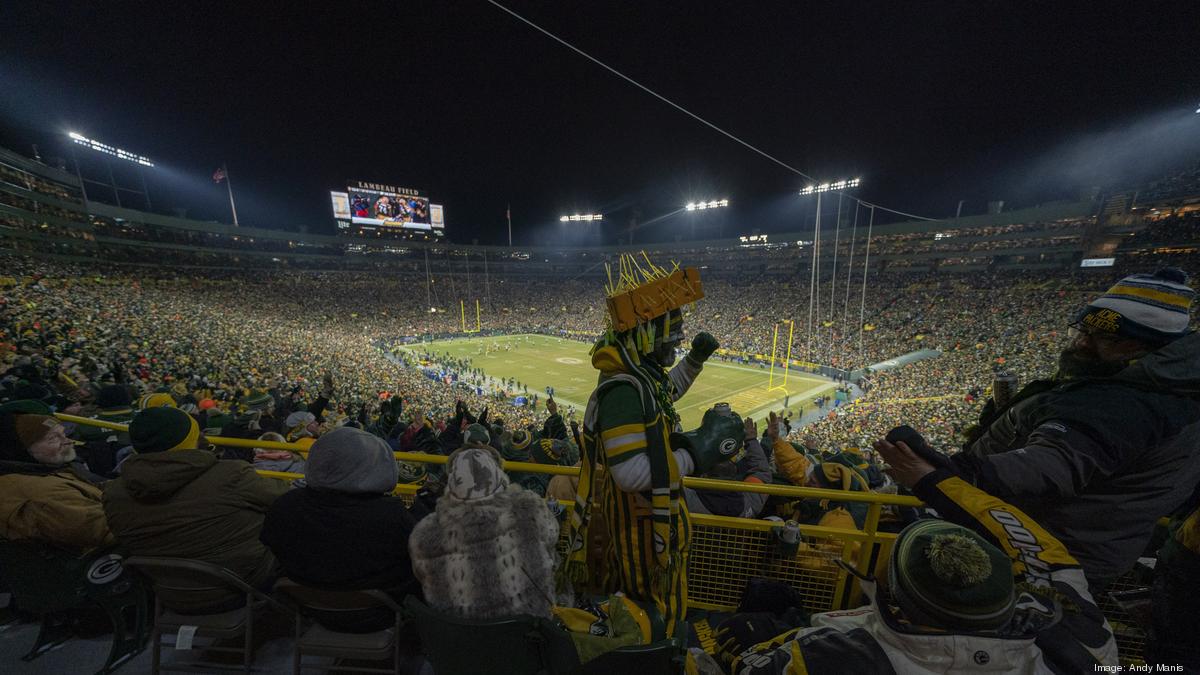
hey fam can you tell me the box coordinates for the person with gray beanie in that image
[260,427,424,631]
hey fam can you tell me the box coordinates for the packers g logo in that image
[719,438,739,456]
[87,554,124,585]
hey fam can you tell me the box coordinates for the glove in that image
[688,332,719,364]
[715,612,804,666]
[884,425,954,473]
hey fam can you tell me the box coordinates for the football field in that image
[404,334,836,429]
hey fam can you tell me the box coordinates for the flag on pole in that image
[214,163,240,226]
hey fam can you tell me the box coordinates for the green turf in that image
[403,334,836,429]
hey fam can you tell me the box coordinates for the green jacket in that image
[102,449,290,612]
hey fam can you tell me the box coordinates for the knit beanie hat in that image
[138,392,176,410]
[243,390,273,411]
[130,407,201,453]
[511,428,533,452]
[463,423,491,447]
[306,427,398,494]
[204,412,232,435]
[0,412,65,464]
[888,519,1016,631]
[198,398,217,411]
[446,446,509,501]
[1075,268,1194,345]
[12,414,60,451]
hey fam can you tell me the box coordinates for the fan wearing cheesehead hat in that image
[720,440,1117,673]
[936,267,1200,587]
[562,255,721,640]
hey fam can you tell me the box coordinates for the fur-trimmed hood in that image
[409,484,560,621]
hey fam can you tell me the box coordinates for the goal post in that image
[767,320,795,393]
[461,299,482,333]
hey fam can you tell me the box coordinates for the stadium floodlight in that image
[685,198,730,211]
[559,213,604,222]
[799,178,860,195]
[68,131,154,167]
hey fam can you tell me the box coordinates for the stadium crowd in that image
[1,249,1198,673]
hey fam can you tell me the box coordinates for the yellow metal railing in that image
[52,410,1154,665]
[57,411,910,611]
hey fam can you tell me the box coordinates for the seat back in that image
[275,581,400,615]
[124,556,271,616]
[404,596,579,675]
[578,638,685,674]
[275,580,402,635]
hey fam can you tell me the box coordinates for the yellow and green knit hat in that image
[888,519,1015,631]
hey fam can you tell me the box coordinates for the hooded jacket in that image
[954,331,1200,583]
[409,447,560,621]
[102,449,290,612]
[0,460,114,551]
[261,427,419,595]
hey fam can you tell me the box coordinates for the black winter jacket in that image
[260,487,420,594]
[953,331,1200,584]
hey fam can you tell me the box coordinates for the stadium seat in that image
[124,556,289,674]
[576,637,686,674]
[0,538,149,674]
[403,596,580,675]
[273,579,405,675]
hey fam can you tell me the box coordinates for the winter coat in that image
[409,484,559,621]
[733,469,1118,674]
[261,487,420,593]
[954,331,1200,583]
[685,438,772,518]
[102,449,290,612]
[0,460,114,551]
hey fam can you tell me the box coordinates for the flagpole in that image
[506,203,513,247]
[223,163,240,227]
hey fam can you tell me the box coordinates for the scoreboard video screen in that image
[331,180,444,235]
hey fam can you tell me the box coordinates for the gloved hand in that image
[883,425,954,473]
[715,612,804,666]
[688,332,719,364]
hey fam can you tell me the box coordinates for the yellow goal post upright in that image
[460,299,482,333]
[767,319,795,393]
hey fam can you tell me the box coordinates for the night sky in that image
[3,1,1199,245]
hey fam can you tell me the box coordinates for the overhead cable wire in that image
[486,0,938,222]
[485,0,817,183]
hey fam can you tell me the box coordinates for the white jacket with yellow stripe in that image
[733,469,1118,674]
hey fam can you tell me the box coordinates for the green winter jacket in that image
[102,449,290,612]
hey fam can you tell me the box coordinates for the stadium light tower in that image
[683,198,729,239]
[799,178,860,195]
[68,132,154,167]
[559,213,604,222]
[684,198,729,211]
[67,131,155,210]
